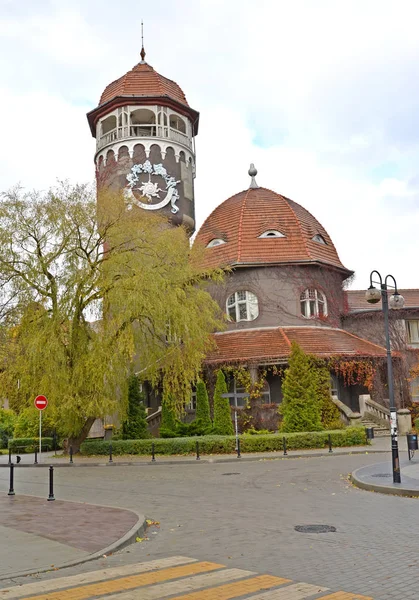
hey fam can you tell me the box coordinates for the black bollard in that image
[237,438,241,459]
[283,437,288,456]
[109,443,113,463]
[328,434,333,453]
[151,442,156,462]
[34,449,38,465]
[69,446,73,464]
[48,465,55,501]
[8,463,15,496]
[8,448,11,465]
[196,440,200,461]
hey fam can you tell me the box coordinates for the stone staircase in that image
[361,417,390,437]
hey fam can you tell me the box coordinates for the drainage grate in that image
[222,472,240,476]
[371,473,392,478]
[295,525,336,534]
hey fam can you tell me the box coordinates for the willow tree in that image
[0,183,224,450]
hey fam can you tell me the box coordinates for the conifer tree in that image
[121,376,149,439]
[280,342,322,432]
[160,393,177,437]
[212,370,234,435]
[312,359,342,429]
[195,379,212,430]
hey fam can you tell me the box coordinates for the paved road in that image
[0,453,416,599]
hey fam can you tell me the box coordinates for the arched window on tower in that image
[130,108,156,138]
[227,291,259,322]
[300,289,327,318]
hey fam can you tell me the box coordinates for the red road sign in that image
[34,395,48,410]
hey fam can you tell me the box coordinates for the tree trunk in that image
[64,416,97,454]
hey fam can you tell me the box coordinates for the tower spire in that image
[140,20,146,63]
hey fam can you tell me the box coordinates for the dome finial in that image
[140,20,146,63]
[248,163,258,189]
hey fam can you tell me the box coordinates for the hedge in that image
[8,437,56,453]
[80,427,368,456]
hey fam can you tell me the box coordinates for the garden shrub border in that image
[8,437,57,453]
[80,427,368,456]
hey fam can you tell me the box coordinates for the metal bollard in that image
[109,443,113,463]
[328,434,333,453]
[8,463,15,496]
[151,442,156,462]
[69,446,73,464]
[34,449,38,465]
[48,466,55,501]
[8,448,11,465]
[283,437,288,456]
[196,440,200,460]
[237,438,241,459]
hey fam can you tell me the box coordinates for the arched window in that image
[300,289,327,318]
[207,238,226,248]
[258,230,285,238]
[227,291,259,322]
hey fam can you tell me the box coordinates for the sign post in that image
[34,395,48,460]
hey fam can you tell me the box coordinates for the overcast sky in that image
[1,0,418,289]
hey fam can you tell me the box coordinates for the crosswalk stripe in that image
[169,575,291,600]
[318,593,373,599]
[18,561,224,600]
[0,557,197,600]
[240,582,330,599]
[102,568,258,599]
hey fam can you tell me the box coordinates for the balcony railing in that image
[97,124,192,151]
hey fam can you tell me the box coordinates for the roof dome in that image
[195,185,351,274]
[99,61,189,108]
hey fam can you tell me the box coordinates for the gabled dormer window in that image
[258,230,285,238]
[207,238,226,248]
[312,234,326,244]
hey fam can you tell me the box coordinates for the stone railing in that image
[331,396,362,427]
[97,125,192,151]
[359,394,390,427]
[146,406,162,437]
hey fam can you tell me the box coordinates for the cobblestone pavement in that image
[0,453,416,599]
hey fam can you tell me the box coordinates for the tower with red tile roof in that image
[87,43,199,232]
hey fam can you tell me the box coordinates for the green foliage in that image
[312,359,343,429]
[0,184,224,443]
[280,342,323,432]
[415,418,419,431]
[0,409,16,438]
[13,407,56,438]
[195,380,212,429]
[212,370,234,436]
[121,376,150,440]
[8,437,55,452]
[80,427,367,456]
[243,428,271,435]
[160,394,178,438]
[174,418,213,437]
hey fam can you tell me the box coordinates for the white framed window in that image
[312,234,326,244]
[258,230,285,238]
[227,290,259,322]
[224,378,270,407]
[300,289,327,318]
[407,320,419,347]
[207,238,226,248]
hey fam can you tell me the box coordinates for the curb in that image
[350,467,419,498]
[0,448,387,468]
[0,499,147,581]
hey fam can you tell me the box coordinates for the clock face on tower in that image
[124,160,181,214]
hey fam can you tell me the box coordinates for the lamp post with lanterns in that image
[365,271,405,484]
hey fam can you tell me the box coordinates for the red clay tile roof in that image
[195,187,351,274]
[99,62,189,107]
[205,326,387,364]
[346,289,419,311]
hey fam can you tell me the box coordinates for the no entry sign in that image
[34,395,48,410]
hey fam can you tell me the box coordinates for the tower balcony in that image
[97,124,192,151]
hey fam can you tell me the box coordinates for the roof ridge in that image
[237,188,250,263]
[332,328,388,352]
[279,328,292,347]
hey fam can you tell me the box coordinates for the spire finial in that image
[140,20,146,63]
[248,163,258,189]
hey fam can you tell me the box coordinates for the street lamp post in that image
[365,271,405,484]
